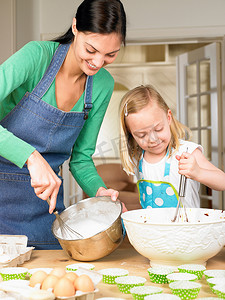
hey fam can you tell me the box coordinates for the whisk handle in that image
[46,197,58,214]
[179,174,187,197]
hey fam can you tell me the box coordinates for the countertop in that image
[22,237,225,298]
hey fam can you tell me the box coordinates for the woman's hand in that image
[96,186,118,201]
[26,150,61,213]
[96,187,128,212]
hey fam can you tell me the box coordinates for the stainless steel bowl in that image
[52,196,124,261]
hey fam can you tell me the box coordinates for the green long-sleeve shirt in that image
[0,41,114,196]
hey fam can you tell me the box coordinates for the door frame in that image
[176,42,223,209]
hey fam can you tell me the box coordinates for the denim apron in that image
[137,151,179,208]
[0,44,93,249]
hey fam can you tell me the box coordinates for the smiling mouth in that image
[87,61,98,70]
[149,141,162,149]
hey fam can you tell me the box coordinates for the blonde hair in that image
[119,85,191,175]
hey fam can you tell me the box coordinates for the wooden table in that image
[22,238,225,299]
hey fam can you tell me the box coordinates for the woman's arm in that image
[177,148,225,191]
[26,150,61,213]
[69,69,119,199]
[0,41,56,168]
[0,42,62,209]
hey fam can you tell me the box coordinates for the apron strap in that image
[138,153,144,174]
[31,43,70,99]
[83,75,93,120]
[164,150,170,177]
[30,42,93,120]
[138,149,171,179]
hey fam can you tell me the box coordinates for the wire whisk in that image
[171,174,188,222]
[172,147,189,223]
[47,198,84,239]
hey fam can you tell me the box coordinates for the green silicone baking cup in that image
[147,267,174,284]
[130,285,163,300]
[207,277,225,289]
[166,272,197,283]
[203,269,225,280]
[178,264,206,280]
[98,268,129,284]
[0,267,28,281]
[115,276,146,294]
[66,263,95,271]
[169,280,201,300]
[213,284,225,299]
[144,294,181,300]
[198,297,219,300]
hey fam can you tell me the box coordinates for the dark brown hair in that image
[53,0,126,45]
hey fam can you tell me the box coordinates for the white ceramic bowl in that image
[121,208,225,267]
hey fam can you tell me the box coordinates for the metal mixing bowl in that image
[52,196,123,261]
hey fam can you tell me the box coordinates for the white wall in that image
[40,0,81,36]
[39,0,225,43]
[16,0,41,50]
[0,0,15,63]
[3,0,225,54]
[123,0,225,42]
[123,0,225,29]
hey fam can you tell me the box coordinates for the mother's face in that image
[72,19,121,76]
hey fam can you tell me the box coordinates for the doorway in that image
[177,43,223,209]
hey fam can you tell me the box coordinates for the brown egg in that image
[41,274,59,290]
[74,274,95,292]
[63,272,78,283]
[54,277,75,297]
[50,267,66,278]
[29,270,48,287]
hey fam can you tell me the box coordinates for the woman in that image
[0,0,126,249]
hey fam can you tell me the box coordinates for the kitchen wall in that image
[13,0,225,49]
[16,0,40,50]
[124,0,225,42]
[1,0,225,60]
[0,0,16,63]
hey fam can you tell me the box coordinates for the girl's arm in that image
[177,148,225,191]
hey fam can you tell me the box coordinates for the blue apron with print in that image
[137,152,179,208]
[0,44,93,249]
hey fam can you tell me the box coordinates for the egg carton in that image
[0,235,34,267]
[56,289,99,300]
[0,280,99,300]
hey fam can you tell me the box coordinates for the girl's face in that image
[72,19,121,76]
[126,101,172,159]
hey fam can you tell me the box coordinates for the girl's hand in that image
[176,151,201,180]
[96,187,128,212]
[177,148,225,191]
[26,150,61,214]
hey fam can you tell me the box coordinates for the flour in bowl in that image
[55,217,109,239]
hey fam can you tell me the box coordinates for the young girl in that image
[120,85,225,209]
